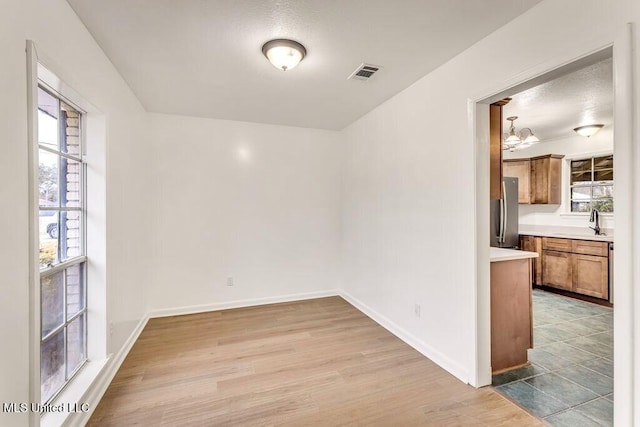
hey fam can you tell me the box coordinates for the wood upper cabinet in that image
[490,103,505,200]
[503,154,564,204]
[503,160,531,203]
[530,155,563,204]
[540,237,609,300]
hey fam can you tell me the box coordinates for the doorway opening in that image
[476,47,616,425]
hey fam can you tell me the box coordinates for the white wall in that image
[148,114,342,312]
[0,0,152,425]
[2,0,639,425]
[341,0,629,386]
[504,128,614,229]
[0,1,32,421]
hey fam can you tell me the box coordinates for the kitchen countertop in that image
[490,247,539,262]
[519,224,613,242]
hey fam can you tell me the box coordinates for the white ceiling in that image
[503,57,613,143]
[65,0,541,130]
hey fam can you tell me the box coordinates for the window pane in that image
[38,87,59,119]
[594,156,613,181]
[592,198,613,213]
[60,103,81,156]
[571,159,592,172]
[571,186,591,201]
[571,171,592,183]
[572,201,591,213]
[60,157,82,208]
[42,271,64,336]
[38,88,59,151]
[595,170,613,181]
[39,210,59,268]
[39,149,59,206]
[593,185,613,198]
[66,264,85,319]
[66,314,86,377]
[41,330,65,403]
[62,210,83,260]
[594,155,613,170]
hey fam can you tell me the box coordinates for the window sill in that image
[559,212,614,217]
[40,358,108,427]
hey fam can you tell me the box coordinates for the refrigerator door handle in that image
[500,181,507,244]
[499,198,505,243]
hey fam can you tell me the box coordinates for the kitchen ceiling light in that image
[262,39,306,71]
[503,116,540,151]
[573,124,604,137]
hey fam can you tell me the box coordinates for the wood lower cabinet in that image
[543,237,572,252]
[542,250,573,291]
[572,240,609,257]
[520,235,542,285]
[540,237,609,300]
[491,258,532,373]
[573,254,609,299]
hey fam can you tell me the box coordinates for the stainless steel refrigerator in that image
[490,177,519,248]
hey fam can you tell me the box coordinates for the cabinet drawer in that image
[542,237,572,252]
[572,240,608,257]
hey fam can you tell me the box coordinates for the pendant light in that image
[503,116,540,151]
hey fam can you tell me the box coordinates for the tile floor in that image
[493,289,613,426]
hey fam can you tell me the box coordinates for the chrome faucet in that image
[589,208,601,235]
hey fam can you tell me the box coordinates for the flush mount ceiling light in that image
[573,124,604,137]
[502,116,540,151]
[262,39,306,71]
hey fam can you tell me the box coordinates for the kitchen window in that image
[570,155,613,213]
[38,85,87,404]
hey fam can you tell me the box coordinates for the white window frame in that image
[560,150,614,217]
[37,83,89,404]
[27,40,108,427]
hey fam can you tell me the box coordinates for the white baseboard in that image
[66,315,149,427]
[339,290,470,384]
[148,289,340,319]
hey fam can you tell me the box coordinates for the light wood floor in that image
[89,297,541,426]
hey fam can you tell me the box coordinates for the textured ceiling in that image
[503,58,613,143]
[66,0,541,130]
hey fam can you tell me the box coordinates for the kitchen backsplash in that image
[518,203,614,231]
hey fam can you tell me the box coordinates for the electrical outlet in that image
[414,304,421,317]
[226,276,234,286]
[109,322,114,336]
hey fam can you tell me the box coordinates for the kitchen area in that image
[487,53,614,426]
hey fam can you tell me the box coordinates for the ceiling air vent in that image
[348,63,381,81]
